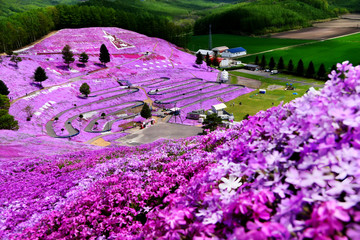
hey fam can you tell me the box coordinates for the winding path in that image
[45,87,141,138]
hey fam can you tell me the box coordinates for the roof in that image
[227,47,246,53]
[212,103,227,110]
[212,46,229,52]
[245,64,259,68]
[197,49,213,55]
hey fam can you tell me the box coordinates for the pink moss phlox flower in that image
[303,201,350,239]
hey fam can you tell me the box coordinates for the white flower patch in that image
[47,84,73,94]
[219,175,242,192]
[135,65,140,67]
[83,111,98,120]
[34,101,56,116]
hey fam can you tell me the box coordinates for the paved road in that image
[233,69,325,88]
[45,88,141,138]
[116,122,203,146]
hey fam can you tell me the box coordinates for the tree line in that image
[0,80,18,130]
[254,55,334,80]
[0,3,191,53]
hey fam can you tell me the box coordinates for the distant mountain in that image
[194,0,348,35]
[329,0,360,12]
[0,0,82,17]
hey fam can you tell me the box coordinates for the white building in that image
[212,46,229,53]
[211,103,227,115]
[220,70,229,82]
[220,59,231,68]
[221,47,247,58]
[196,49,214,57]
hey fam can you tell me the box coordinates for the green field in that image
[188,34,313,53]
[225,71,324,120]
[239,33,360,73]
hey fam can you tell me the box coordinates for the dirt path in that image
[233,69,324,88]
[229,73,261,88]
[272,14,360,40]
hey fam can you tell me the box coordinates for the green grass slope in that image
[225,71,324,120]
[239,33,360,73]
[188,34,312,52]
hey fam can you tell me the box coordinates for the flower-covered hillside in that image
[1,62,359,239]
[0,27,254,158]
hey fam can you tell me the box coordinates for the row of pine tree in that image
[255,55,332,80]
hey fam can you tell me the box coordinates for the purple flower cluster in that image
[2,58,360,238]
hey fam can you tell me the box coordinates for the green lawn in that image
[188,34,313,53]
[225,71,324,121]
[239,33,360,73]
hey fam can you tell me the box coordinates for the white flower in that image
[219,175,242,192]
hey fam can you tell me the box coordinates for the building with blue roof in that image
[221,47,247,58]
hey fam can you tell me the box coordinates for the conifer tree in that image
[277,57,285,71]
[306,61,315,78]
[34,67,48,87]
[255,55,259,65]
[196,51,203,66]
[260,55,266,69]
[0,80,9,96]
[0,95,10,110]
[79,52,89,66]
[62,45,75,68]
[269,57,276,70]
[317,63,327,80]
[287,59,294,73]
[212,52,219,67]
[205,53,211,68]
[202,113,222,133]
[80,83,90,97]
[99,44,110,67]
[140,103,152,119]
[296,59,304,76]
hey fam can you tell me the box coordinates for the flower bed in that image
[1,62,360,239]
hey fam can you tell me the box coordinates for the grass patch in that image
[230,75,237,85]
[225,71,324,121]
[239,33,360,73]
[188,34,313,52]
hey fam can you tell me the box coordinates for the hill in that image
[0,27,253,158]
[329,0,360,13]
[1,61,359,239]
[194,0,347,35]
[0,0,80,17]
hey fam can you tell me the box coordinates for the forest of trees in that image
[194,0,347,35]
[0,1,191,53]
[0,0,354,53]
